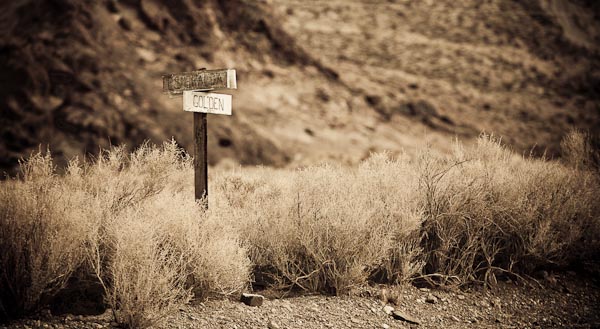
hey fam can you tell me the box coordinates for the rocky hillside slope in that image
[1,0,599,174]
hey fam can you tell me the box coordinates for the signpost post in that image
[163,69,237,207]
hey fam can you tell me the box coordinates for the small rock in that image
[382,324,390,329]
[268,320,280,329]
[240,293,264,307]
[392,310,420,325]
[383,305,395,315]
[118,17,132,31]
[350,317,360,324]
[425,293,437,304]
[451,316,460,322]
[457,295,465,300]
[419,287,430,292]
[136,47,156,63]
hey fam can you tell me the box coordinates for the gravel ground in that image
[3,272,599,329]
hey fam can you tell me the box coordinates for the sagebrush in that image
[1,132,598,326]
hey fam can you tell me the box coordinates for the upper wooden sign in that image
[162,69,237,95]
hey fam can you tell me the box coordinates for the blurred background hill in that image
[1,0,599,174]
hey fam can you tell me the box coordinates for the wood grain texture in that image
[193,112,208,205]
[163,69,236,95]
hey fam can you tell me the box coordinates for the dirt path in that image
[3,273,599,329]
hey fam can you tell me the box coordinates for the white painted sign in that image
[183,91,232,115]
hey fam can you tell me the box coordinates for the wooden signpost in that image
[163,68,237,206]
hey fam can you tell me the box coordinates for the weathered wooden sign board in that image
[183,91,232,115]
[163,68,237,206]
[163,69,237,95]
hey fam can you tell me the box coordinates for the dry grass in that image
[214,153,424,294]
[0,141,251,327]
[1,133,598,325]
[0,152,88,320]
[418,135,600,286]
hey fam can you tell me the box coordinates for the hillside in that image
[1,0,599,174]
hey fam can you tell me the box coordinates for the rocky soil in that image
[3,273,599,328]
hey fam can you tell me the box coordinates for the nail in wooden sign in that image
[183,91,232,115]
[163,69,237,95]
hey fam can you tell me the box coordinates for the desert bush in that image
[214,134,599,291]
[215,154,424,294]
[0,141,251,327]
[81,142,250,328]
[357,153,425,284]
[216,167,386,294]
[101,201,193,329]
[0,152,88,321]
[1,132,598,324]
[418,135,600,286]
[561,129,600,173]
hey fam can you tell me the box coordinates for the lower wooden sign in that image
[183,91,232,115]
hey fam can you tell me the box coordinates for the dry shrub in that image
[214,134,598,291]
[0,141,251,327]
[358,153,424,284]
[1,132,598,324]
[419,135,600,286]
[74,142,249,328]
[80,142,250,328]
[561,129,599,172]
[185,213,251,298]
[215,153,424,294]
[0,152,88,321]
[101,201,193,329]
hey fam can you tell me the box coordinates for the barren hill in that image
[1,0,599,174]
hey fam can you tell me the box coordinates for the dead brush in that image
[417,134,600,287]
[216,154,425,294]
[1,132,598,325]
[0,152,89,322]
[80,142,251,328]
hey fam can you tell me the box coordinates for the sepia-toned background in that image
[1,0,599,174]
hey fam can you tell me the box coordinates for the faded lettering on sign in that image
[163,69,236,95]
